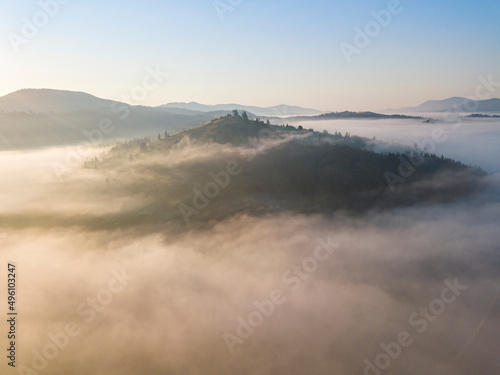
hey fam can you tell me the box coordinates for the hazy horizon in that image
[1,1,499,374]
[1,88,500,117]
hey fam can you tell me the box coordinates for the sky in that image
[0,0,499,111]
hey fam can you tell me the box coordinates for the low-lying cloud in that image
[0,123,499,375]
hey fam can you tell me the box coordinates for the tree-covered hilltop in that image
[114,110,372,151]
[154,111,273,147]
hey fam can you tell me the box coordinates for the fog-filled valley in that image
[2,0,500,373]
[287,115,500,174]
[1,114,499,375]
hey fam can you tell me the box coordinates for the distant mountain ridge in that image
[391,97,500,113]
[278,111,424,121]
[159,102,323,117]
[0,89,252,150]
[1,88,496,151]
[0,89,117,113]
[0,89,322,117]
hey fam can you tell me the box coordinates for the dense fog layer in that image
[292,116,500,173]
[0,119,499,375]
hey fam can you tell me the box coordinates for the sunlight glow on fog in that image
[0,120,499,375]
[0,146,110,214]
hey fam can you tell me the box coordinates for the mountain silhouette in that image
[392,97,500,113]
[159,102,323,117]
[0,89,117,113]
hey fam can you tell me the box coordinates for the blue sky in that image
[0,0,499,110]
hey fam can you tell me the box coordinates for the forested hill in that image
[0,112,484,233]
[144,111,371,149]
[58,112,488,233]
